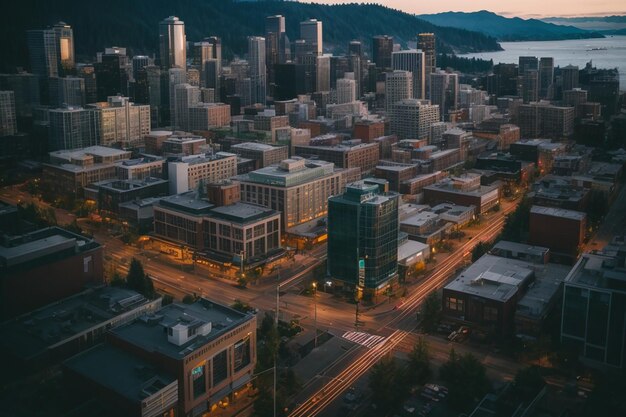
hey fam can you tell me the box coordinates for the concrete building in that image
[168,152,237,195]
[417,33,436,96]
[372,35,393,70]
[385,70,412,112]
[390,98,440,140]
[0,91,17,137]
[336,78,356,104]
[188,103,231,130]
[173,83,201,131]
[90,298,257,416]
[423,174,501,215]
[88,96,151,148]
[0,227,104,319]
[392,49,426,99]
[352,119,384,142]
[529,205,586,263]
[158,133,206,156]
[49,76,85,107]
[48,106,98,150]
[0,73,40,119]
[248,36,267,105]
[237,158,356,228]
[0,286,160,369]
[429,70,458,121]
[518,102,575,139]
[230,142,289,169]
[294,141,380,174]
[300,19,323,56]
[86,177,169,214]
[561,251,626,371]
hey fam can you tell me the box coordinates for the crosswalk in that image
[341,331,386,348]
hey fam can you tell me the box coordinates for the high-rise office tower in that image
[76,64,97,104]
[337,78,356,104]
[95,47,129,101]
[88,96,151,148]
[49,76,85,107]
[248,36,267,105]
[491,63,519,97]
[418,33,436,97]
[520,69,539,103]
[348,55,362,98]
[145,65,162,126]
[390,98,440,140]
[429,70,459,121]
[392,49,426,100]
[26,29,59,78]
[204,37,222,100]
[48,107,98,150]
[173,83,200,131]
[300,19,323,56]
[316,55,331,92]
[561,65,579,92]
[0,73,41,118]
[159,16,186,70]
[328,181,399,291]
[372,35,393,70]
[385,70,413,112]
[539,57,554,100]
[193,41,213,87]
[168,67,187,125]
[349,40,363,57]
[274,63,298,101]
[53,22,75,74]
[0,91,17,137]
[132,56,152,80]
[519,56,539,73]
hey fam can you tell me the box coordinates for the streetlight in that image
[312,281,318,348]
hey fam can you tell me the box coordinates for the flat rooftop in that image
[516,262,570,320]
[157,192,214,215]
[231,142,280,151]
[0,287,152,361]
[64,344,176,404]
[445,255,535,303]
[491,240,550,262]
[209,202,279,224]
[530,205,586,221]
[110,298,254,360]
[50,146,130,160]
[564,252,626,290]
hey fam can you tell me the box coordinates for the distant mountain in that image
[542,15,626,34]
[0,0,502,73]
[417,10,604,41]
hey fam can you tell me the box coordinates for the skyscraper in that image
[204,37,222,100]
[392,49,426,99]
[265,15,290,90]
[173,84,200,131]
[53,22,75,74]
[519,56,539,73]
[372,35,393,70]
[300,19,323,56]
[539,57,554,100]
[132,55,152,80]
[390,98,440,140]
[561,65,579,92]
[0,91,17,137]
[328,181,399,292]
[26,29,59,78]
[316,55,331,92]
[159,16,186,70]
[348,40,363,57]
[520,69,539,103]
[94,47,129,101]
[429,70,459,121]
[337,78,356,104]
[168,67,187,125]
[418,33,436,97]
[48,107,98,150]
[248,36,266,105]
[49,76,85,107]
[385,70,413,112]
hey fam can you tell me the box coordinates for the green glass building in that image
[327,180,399,290]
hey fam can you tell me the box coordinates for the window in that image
[192,364,207,398]
[212,350,228,386]
[483,306,498,322]
[234,336,251,372]
[445,297,464,312]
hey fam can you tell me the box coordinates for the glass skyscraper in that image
[328,180,399,291]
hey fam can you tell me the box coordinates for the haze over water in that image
[462,36,626,91]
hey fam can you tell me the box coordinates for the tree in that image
[407,337,432,386]
[369,354,409,411]
[182,294,195,304]
[472,241,491,262]
[110,271,125,287]
[125,258,155,297]
[420,291,441,333]
[440,350,490,411]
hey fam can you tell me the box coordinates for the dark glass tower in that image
[328,181,399,290]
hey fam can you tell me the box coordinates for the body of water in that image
[461,36,626,91]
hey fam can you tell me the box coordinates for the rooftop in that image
[157,192,214,216]
[239,158,337,187]
[64,344,176,404]
[110,298,254,360]
[530,205,586,221]
[209,202,279,224]
[49,146,130,160]
[231,142,278,151]
[564,252,626,291]
[0,287,153,361]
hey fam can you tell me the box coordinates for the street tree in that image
[407,337,432,386]
[420,291,441,333]
[369,354,409,411]
[440,349,490,411]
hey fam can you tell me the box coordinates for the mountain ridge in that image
[417,10,605,41]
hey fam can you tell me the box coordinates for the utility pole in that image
[313,281,318,348]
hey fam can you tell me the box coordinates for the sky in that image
[303,0,626,18]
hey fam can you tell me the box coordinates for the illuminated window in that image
[445,297,464,312]
[192,364,206,398]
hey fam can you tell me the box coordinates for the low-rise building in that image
[230,142,289,169]
[85,177,169,214]
[423,174,501,215]
[294,141,379,175]
[188,103,231,131]
[529,205,586,263]
[161,134,208,156]
[0,227,104,319]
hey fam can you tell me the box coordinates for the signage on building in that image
[358,258,365,288]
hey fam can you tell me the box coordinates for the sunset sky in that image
[304,0,626,18]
